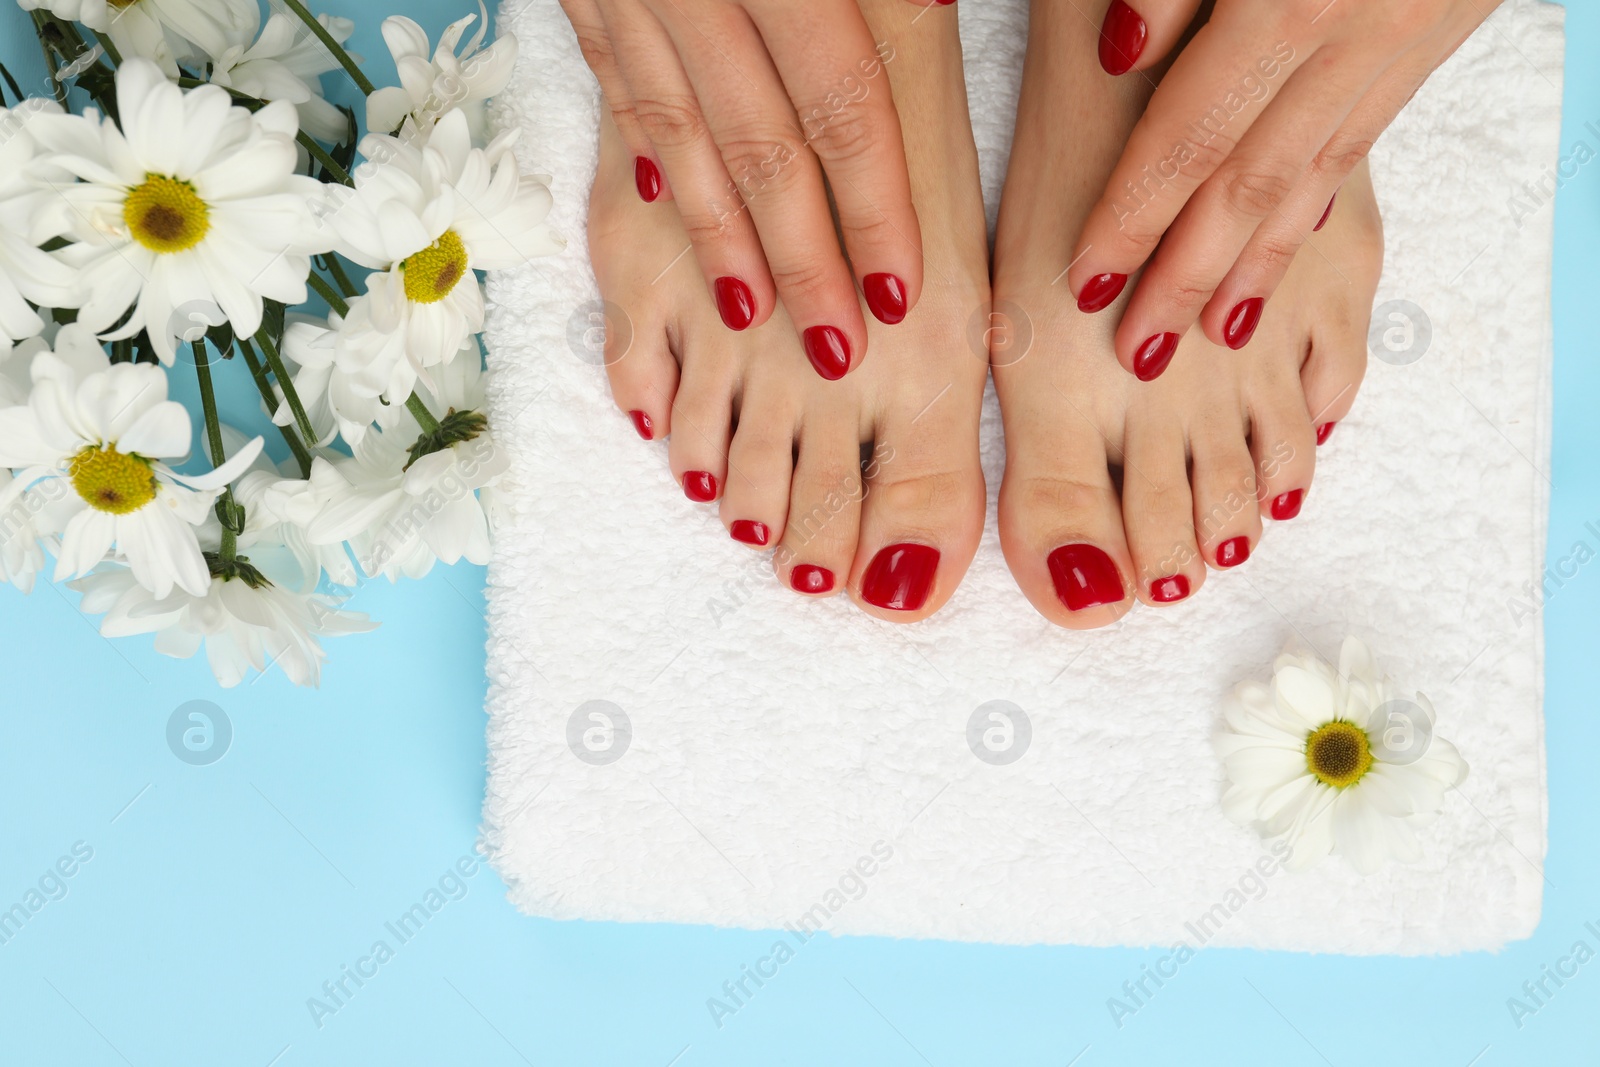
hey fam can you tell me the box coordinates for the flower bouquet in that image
[0,0,561,685]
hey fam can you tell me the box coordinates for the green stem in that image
[253,326,320,446]
[29,13,70,110]
[192,339,239,562]
[323,255,360,300]
[238,338,314,478]
[90,29,121,66]
[278,0,376,96]
[406,393,441,434]
[306,271,349,316]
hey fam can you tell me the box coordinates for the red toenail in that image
[1150,574,1191,603]
[683,471,718,502]
[861,542,940,611]
[863,273,908,325]
[791,564,836,594]
[730,520,770,546]
[1098,0,1147,75]
[627,410,653,440]
[1224,298,1265,350]
[1047,543,1126,611]
[1316,421,1336,445]
[1133,332,1178,381]
[1216,536,1250,568]
[1313,192,1337,232]
[634,156,662,203]
[803,325,852,380]
[1270,489,1304,520]
[1077,272,1128,313]
[714,277,755,331]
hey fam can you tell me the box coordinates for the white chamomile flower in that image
[20,0,259,75]
[0,324,263,597]
[208,9,357,144]
[0,102,80,345]
[365,8,517,144]
[271,311,392,447]
[0,468,53,594]
[28,59,331,365]
[1216,636,1469,875]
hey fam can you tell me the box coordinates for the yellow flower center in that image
[124,174,210,253]
[401,229,469,304]
[1305,720,1374,789]
[69,445,158,514]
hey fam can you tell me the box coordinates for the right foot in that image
[585,0,991,621]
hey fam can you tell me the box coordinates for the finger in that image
[605,3,780,333]
[1097,0,1201,77]
[561,0,674,203]
[751,1,923,327]
[649,2,868,377]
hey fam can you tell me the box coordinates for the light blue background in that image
[2,3,1596,1064]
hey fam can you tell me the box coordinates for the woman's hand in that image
[1068,0,1497,376]
[563,0,939,379]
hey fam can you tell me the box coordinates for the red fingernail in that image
[1098,0,1147,76]
[683,471,718,502]
[803,325,851,380]
[1224,297,1264,350]
[1316,421,1336,445]
[634,156,661,203]
[1046,543,1125,611]
[1133,332,1178,381]
[627,409,653,440]
[1270,489,1304,520]
[791,564,836,594]
[1077,272,1127,313]
[730,519,770,546]
[863,273,908,325]
[935,0,955,5]
[714,276,755,331]
[1313,192,1337,232]
[861,542,940,611]
[1216,535,1250,568]
[1150,574,1191,603]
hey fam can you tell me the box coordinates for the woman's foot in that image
[990,0,1383,629]
[585,0,990,621]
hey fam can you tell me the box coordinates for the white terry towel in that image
[479,0,1560,953]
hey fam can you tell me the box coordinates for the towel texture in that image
[479,0,1560,953]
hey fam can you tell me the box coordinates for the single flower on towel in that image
[1216,636,1469,875]
[365,9,518,144]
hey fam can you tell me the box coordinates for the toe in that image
[1301,318,1369,450]
[1120,417,1204,607]
[720,385,798,549]
[601,309,680,442]
[1247,362,1318,524]
[666,319,739,504]
[1189,416,1262,571]
[773,412,864,598]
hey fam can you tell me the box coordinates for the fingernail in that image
[935,0,955,5]
[1216,535,1250,568]
[863,273,908,325]
[1098,0,1147,76]
[730,519,770,546]
[1046,543,1126,611]
[803,325,851,380]
[1313,192,1337,232]
[1077,272,1128,313]
[627,409,653,440]
[1150,574,1191,603]
[683,470,718,502]
[1133,332,1179,381]
[1270,489,1304,520]
[634,156,662,203]
[714,276,756,331]
[1316,421,1336,445]
[791,564,836,594]
[861,542,940,611]
[1224,297,1264,350]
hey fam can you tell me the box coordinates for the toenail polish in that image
[862,542,940,611]
[791,564,836,594]
[634,156,662,203]
[683,470,718,502]
[1313,192,1337,232]
[627,409,653,440]
[730,519,770,546]
[1270,489,1304,520]
[1098,0,1147,76]
[863,273,908,325]
[1047,543,1126,611]
[1316,421,1336,445]
[1077,272,1128,313]
[1224,298,1265,350]
[1216,535,1250,568]
[714,276,756,331]
[1132,332,1179,381]
[803,325,852,381]
[1150,574,1191,603]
